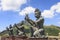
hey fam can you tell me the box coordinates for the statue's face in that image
[34,9,41,18]
[35,11,41,18]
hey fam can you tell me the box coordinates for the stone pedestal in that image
[29,38,48,40]
[1,36,48,40]
[59,33,60,40]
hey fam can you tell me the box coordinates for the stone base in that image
[1,36,48,40]
[29,38,48,40]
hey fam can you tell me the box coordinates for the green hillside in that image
[44,25,60,36]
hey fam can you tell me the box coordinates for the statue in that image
[6,27,10,35]
[13,24,19,35]
[33,9,45,37]
[6,8,45,38]
[15,21,26,36]
[25,14,36,27]
[6,25,14,36]
[9,25,14,36]
[25,8,45,38]
[25,14,35,37]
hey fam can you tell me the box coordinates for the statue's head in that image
[10,26,12,29]
[9,25,12,29]
[6,27,9,30]
[34,8,41,18]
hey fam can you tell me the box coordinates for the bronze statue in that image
[6,25,14,36]
[25,8,45,37]
[6,8,45,38]
[25,14,36,27]
[34,9,45,37]
[9,25,14,36]
[34,9,44,29]
[25,14,35,37]
[14,21,26,36]
[6,27,10,35]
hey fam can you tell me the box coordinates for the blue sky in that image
[0,0,60,32]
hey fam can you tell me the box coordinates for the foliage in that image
[44,25,60,36]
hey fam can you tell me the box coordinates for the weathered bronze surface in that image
[25,8,45,37]
[6,8,45,38]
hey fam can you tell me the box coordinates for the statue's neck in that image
[36,16,41,20]
[36,17,40,20]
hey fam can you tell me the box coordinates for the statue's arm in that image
[25,14,35,25]
[15,25,24,31]
[25,14,37,27]
[35,17,44,23]
[28,19,35,24]
[29,19,36,26]
[15,24,20,30]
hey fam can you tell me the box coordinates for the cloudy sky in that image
[0,0,60,32]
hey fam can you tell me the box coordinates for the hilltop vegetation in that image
[44,25,60,36]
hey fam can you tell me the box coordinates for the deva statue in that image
[25,8,45,38]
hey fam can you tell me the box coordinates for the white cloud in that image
[0,0,1,10]
[42,2,60,18]
[20,2,60,17]
[0,6,1,10]
[51,2,60,13]
[19,6,35,15]
[0,0,60,19]
[56,9,60,13]
[1,0,27,11]
[42,10,54,18]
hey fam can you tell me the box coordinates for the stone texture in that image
[1,36,48,40]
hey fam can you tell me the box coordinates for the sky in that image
[0,0,60,32]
